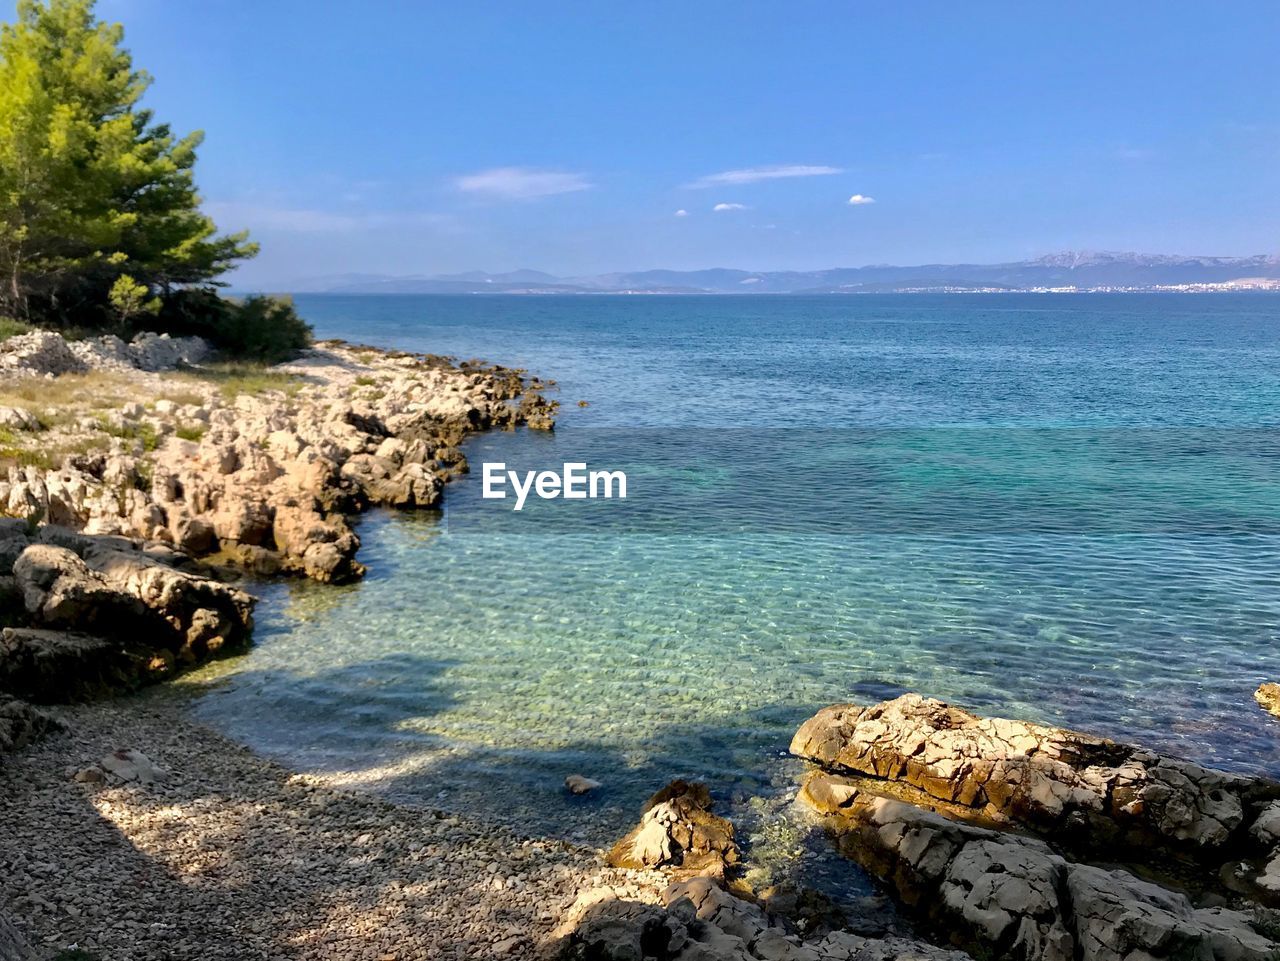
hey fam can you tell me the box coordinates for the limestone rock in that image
[79,538,254,659]
[0,406,39,431]
[128,332,210,370]
[67,333,135,370]
[560,895,690,961]
[556,877,969,961]
[1255,683,1280,719]
[0,335,554,587]
[0,331,85,376]
[1251,801,1280,845]
[66,332,210,372]
[807,785,1277,961]
[13,543,145,630]
[791,694,1277,858]
[608,780,739,879]
[0,626,164,702]
[168,509,216,554]
[208,496,275,547]
[100,747,165,783]
[271,503,363,583]
[6,527,254,673]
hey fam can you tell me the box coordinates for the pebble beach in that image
[0,683,667,960]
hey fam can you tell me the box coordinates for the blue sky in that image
[42,2,1280,283]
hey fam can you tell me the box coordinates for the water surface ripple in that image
[196,294,1280,839]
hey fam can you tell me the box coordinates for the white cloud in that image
[456,167,593,200]
[846,194,876,205]
[674,209,689,217]
[206,201,451,233]
[688,164,842,188]
[713,202,749,212]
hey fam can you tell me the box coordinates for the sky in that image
[28,1,1280,285]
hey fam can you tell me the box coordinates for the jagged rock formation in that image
[0,336,557,584]
[607,780,740,880]
[791,694,1280,861]
[802,787,1276,961]
[563,778,968,961]
[792,695,1280,960]
[6,524,254,667]
[0,330,210,376]
[0,335,557,742]
[0,521,255,723]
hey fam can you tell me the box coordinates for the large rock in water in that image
[802,785,1277,961]
[791,694,1280,858]
[562,800,968,961]
[1255,683,1280,719]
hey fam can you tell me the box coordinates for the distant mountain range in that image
[284,252,1280,295]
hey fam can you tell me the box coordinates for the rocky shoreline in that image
[0,329,556,586]
[559,696,1280,961]
[0,330,557,719]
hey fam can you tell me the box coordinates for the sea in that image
[194,292,1280,849]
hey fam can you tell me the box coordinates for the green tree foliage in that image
[159,290,313,364]
[106,273,158,328]
[0,0,257,325]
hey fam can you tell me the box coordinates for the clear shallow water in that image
[197,294,1280,842]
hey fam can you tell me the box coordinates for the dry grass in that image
[0,428,111,470]
[174,363,303,400]
[0,361,299,473]
[155,388,208,407]
[0,370,139,417]
[96,415,161,451]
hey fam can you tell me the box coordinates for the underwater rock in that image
[566,774,602,795]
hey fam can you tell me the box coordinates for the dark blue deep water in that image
[196,294,1280,839]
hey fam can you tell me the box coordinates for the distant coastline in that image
[272,282,1280,296]
[276,251,1280,296]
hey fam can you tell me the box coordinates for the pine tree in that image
[0,0,256,323]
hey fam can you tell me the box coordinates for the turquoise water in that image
[197,294,1280,841]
